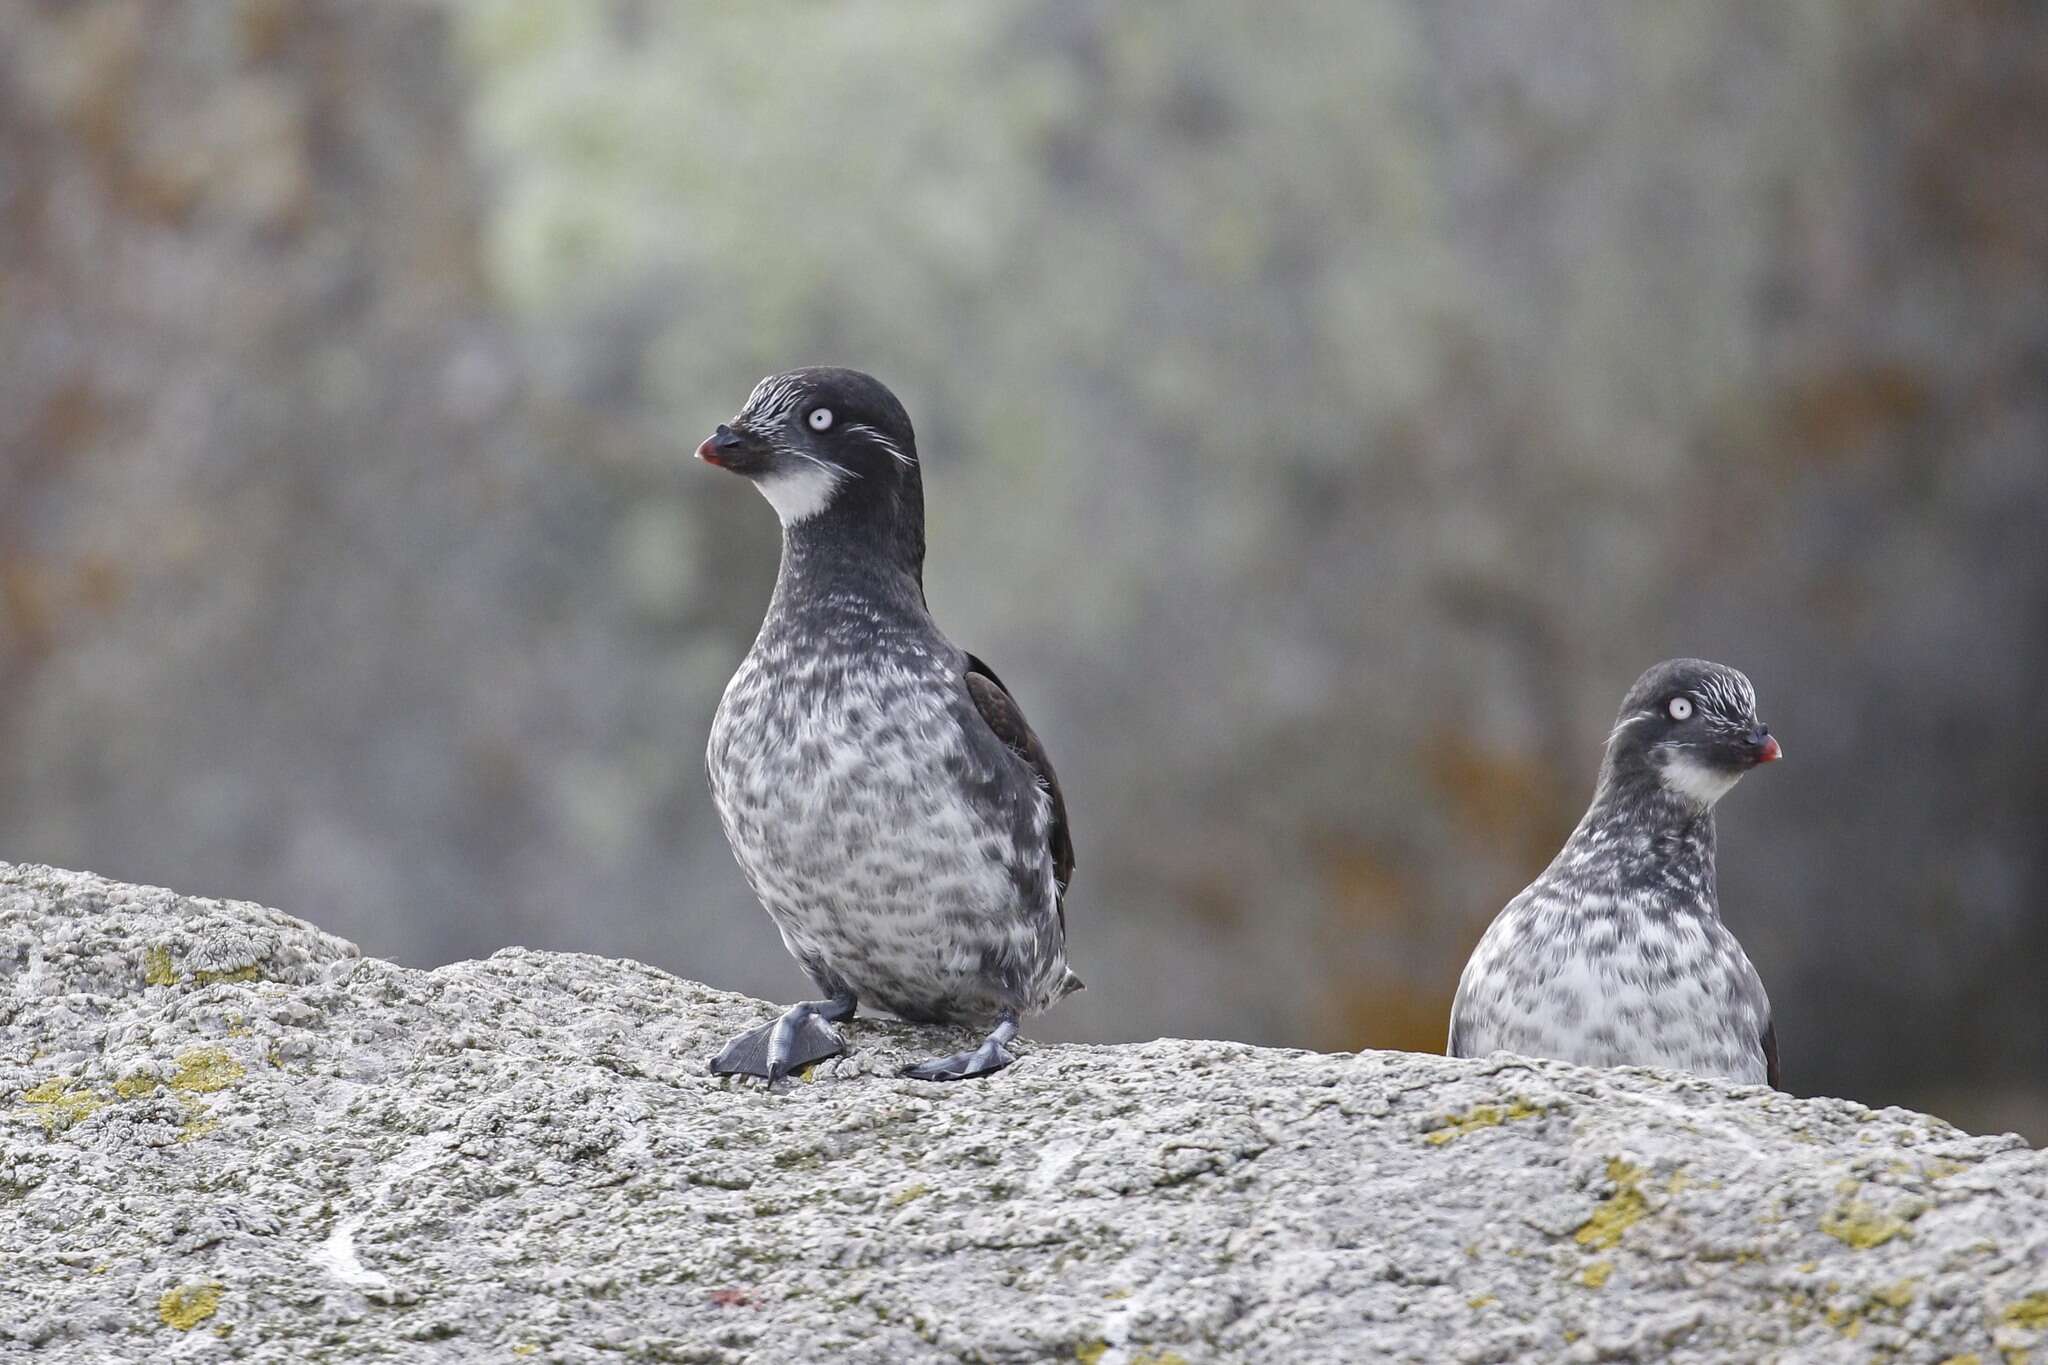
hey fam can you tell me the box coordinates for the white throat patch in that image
[754,464,842,526]
[1658,751,1742,807]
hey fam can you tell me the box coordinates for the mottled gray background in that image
[2,1,2042,1138]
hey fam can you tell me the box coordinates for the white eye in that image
[1668,697,1694,721]
[807,407,834,431]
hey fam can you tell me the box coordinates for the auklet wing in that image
[964,653,1075,900]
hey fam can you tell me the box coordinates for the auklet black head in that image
[1598,657,1781,810]
[696,367,924,570]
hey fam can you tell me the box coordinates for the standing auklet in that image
[1448,658,1784,1086]
[696,367,1080,1083]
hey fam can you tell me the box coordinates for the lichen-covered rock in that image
[3,861,2044,1363]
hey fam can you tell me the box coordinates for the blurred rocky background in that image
[2,1,2042,1138]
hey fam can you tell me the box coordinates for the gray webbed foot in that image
[903,1013,1019,1082]
[709,994,855,1084]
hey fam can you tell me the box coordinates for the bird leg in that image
[709,992,857,1084]
[902,1012,1019,1082]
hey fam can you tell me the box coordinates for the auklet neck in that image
[775,463,925,593]
[1561,767,1720,905]
[769,512,928,625]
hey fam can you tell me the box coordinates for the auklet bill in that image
[1447,658,1784,1087]
[696,367,1081,1084]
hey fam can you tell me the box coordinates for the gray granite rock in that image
[3,859,2044,1363]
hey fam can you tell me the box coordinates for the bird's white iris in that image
[1668,697,1694,721]
[807,408,834,431]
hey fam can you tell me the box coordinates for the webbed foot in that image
[902,1013,1019,1082]
[710,994,855,1084]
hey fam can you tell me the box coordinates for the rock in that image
[2,860,2043,1363]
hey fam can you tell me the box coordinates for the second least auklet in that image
[1448,658,1783,1086]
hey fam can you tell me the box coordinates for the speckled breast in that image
[706,639,1064,1023]
[1453,891,1771,1085]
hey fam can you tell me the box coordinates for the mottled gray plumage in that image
[697,367,1079,1083]
[1448,658,1782,1087]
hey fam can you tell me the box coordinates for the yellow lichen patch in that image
[2005,1294,2048,1329]
[887,1183,931,1208]
[1574,1159,1648,1250]
[1424,1101,1547,1145]
[1467,1294,1497,1309]
[21,1078,106,1133]
[114,1071,160,1100]
[1075,1342,1108,1365]
[1577,1261,1613,1289]
[158,1283,221,1331]
[512,1347,539,1358]
[1936,1354,1981,1365]
[1815,1281,1918,1337]
[143,946,177,987]
[1925,1159,1966,1180]
[1821,1200,1909,1249]
[176,1095,220,1144]
[1102,1288,1132,1301]
[169,1047,245,1094]
[1130,1353,1189,1365]
[194,966,260,986]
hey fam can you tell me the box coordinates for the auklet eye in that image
[1668,696,1694,721]
[807,407,834,432]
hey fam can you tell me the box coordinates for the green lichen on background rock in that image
[3,860,2046,1362]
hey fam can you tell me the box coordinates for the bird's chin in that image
[754,465,843,526]
[1656,753,1744,808]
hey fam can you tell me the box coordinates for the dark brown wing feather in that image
[962,653,1074,904]
[1761,1020,1782,1090]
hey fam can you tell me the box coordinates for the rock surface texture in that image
[3,860,2045,1364]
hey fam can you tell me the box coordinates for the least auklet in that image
[1448,658,1783,1086]
[697,367,1081,1083]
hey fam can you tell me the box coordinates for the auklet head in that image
[1599,658,1781,809]
[696,367,922,553]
